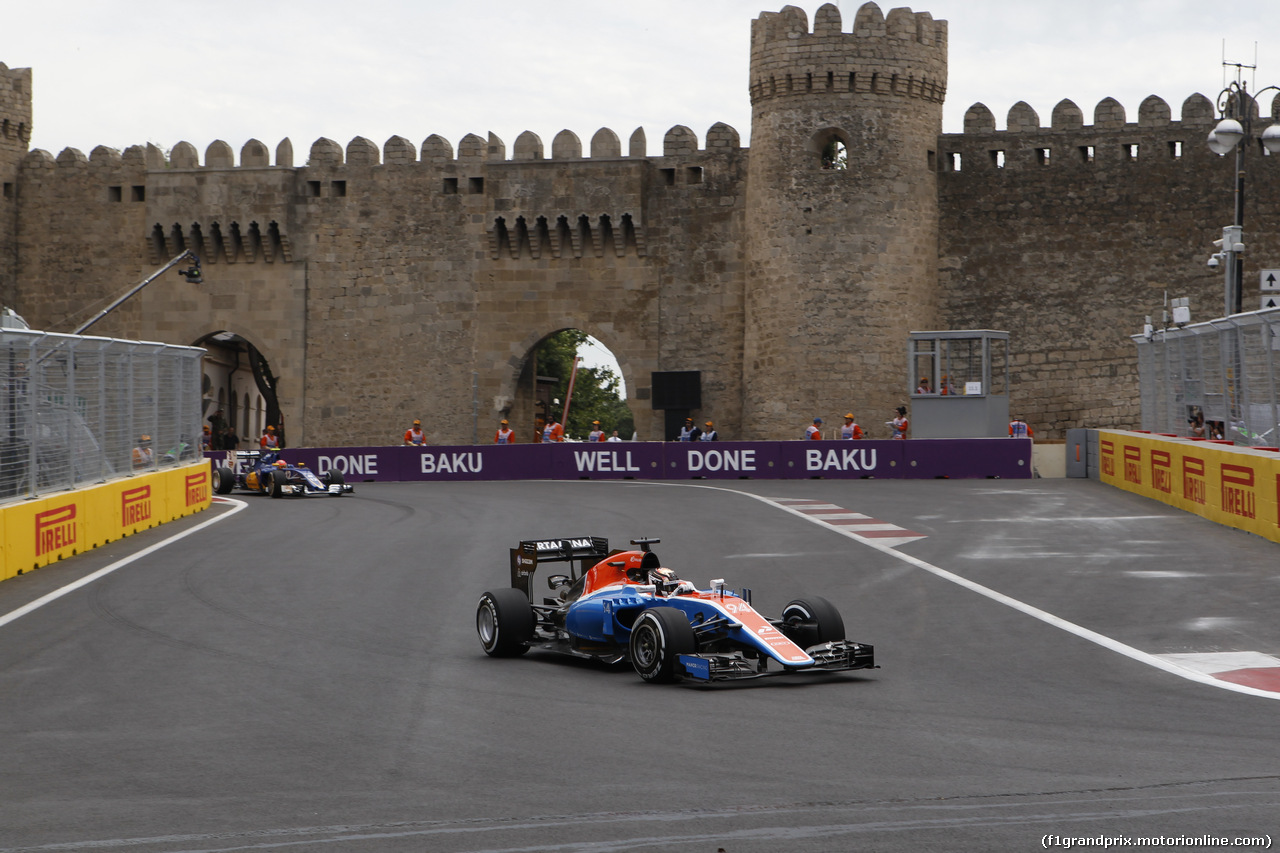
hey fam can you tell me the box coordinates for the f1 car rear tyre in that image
[629,607,696,684]
[780,597,846,648]
[267,471,284,498]
[212,466,235,495]
[477,589,534,657]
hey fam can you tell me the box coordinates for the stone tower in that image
[0,63,32,306]
[743,3,947,438]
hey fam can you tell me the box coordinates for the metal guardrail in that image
[1,329,205,504]
[1133,308,1280,446]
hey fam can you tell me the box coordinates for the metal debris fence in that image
[1,329,205,504]
[1133,308,1280,446]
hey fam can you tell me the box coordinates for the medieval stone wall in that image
[0,63,32,304]
[4,2,1279,446]
[744,3,947,437]
[938,94,1280,432]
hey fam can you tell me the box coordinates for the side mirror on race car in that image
[546,574,571,590]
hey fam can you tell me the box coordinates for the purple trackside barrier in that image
[208,438,1031,482]
[900,437,1033,479]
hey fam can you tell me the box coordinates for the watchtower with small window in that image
[743,3,947,435]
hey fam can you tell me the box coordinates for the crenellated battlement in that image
[0,62,33,143]
[20,122,742,173]
[749,2,947,107]
[939,92,1279,174]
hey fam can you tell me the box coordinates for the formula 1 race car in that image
[210,449,352,498]
[476,537,875,684]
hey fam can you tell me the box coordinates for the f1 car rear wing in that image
[510,536,610,598]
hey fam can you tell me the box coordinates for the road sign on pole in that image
[1260,270,1280,292]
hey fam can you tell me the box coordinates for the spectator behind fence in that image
[132,435,154,469]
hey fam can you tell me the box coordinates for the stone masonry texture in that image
[2,4,1277,445]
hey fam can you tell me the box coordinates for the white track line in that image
[632,481,1280,701]
[0,497,248,630]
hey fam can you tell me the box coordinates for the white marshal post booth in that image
[909,330,1011,438]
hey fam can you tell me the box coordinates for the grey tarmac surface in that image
[0,477,1277,853]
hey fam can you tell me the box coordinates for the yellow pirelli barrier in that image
[0,460,212,582]
[1098,430,1280,544]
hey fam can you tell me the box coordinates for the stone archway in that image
[499,328,634,443]
[194,330,281,449]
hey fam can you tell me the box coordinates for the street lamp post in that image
[1206,78,1280,316]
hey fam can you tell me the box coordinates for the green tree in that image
[534,331,634,440]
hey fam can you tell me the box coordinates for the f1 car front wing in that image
[677,640,875,682]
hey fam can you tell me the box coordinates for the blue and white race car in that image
[476,537,876,684]
[211,449,352,498]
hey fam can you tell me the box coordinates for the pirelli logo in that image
[1149,449,1172,494]
[185,470,210,506]
[1123,445,1142,485]
[122,485,152,527]
[35,504,77,557]
[1100,439,1115,477]
[1220,463,1256,520]
[1182,456,1206,505]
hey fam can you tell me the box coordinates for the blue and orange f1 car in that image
[476,537,876,684]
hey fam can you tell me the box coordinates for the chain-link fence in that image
[1133,308,1280,446]
[1,329,205,504]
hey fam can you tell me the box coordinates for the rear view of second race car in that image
[476,537,876,684]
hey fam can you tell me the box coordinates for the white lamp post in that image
[1206,81,1280,316]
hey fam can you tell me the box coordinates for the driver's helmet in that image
[648,566,686,595]
[649,567,678,584]
[273,460,287,468]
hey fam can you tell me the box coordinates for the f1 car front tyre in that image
[476,589,534,657]
[780,597,846,647]
[629,607,696,684]
[322,468,345,487]
[212,466,235,495]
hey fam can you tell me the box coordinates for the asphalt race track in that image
[1,478,1278,852]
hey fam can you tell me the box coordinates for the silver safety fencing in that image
[1133,308,1280,446]
[0,329,205,504]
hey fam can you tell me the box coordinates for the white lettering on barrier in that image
[687,448,756,473]
[319,454,379,475]
[805,447,878,472]
[574,450,641,472]
[421,452,484,474]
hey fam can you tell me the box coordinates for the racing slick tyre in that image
[212,466,235,495]
[780,597,846,648]
[322,468,345,487]
[476,589,534,657]
[267,471,284,498]
[629,607,697,684]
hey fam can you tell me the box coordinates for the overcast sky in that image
[4,1,1279,159]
